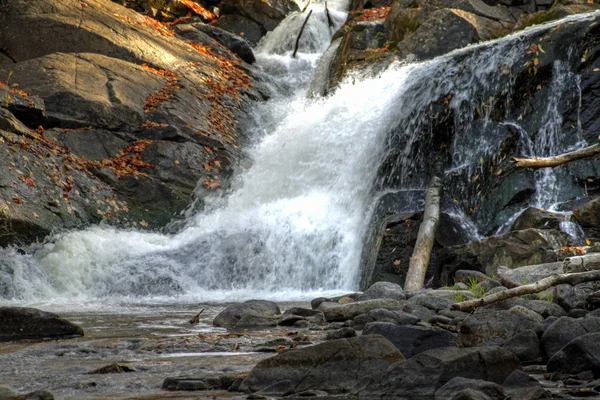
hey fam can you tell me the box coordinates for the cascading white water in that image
[1,10,599,304]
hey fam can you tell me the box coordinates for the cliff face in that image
[0,0,268,246]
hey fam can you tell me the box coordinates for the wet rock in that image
[502,330,541,363]
[357,281,405,301]
[176,23,256,64]
[163,372,237,391]
[458,309,543,347]
[547,332,600,377]
[213,300,281,328]
[214,0,300,45]
[402,303,436,321]
[0,307,83,342]
[510,207,567,231]
[324,327,357,340]
[283,307,322,317]
[292,320,311,329]
[541,316,588,358]
[439,229,566,283]
[367,308,420,325]
[320,299,404,322]
[569,308,590,318]
[239,335,404,394]
[277,314,306,326]
[362,346,520,398]
[363,322,457,358]
[502,370,550,400]
[574,197,600,241]
[88,363,136,374]
[434,377,506,400]
[236,314,279,329]
[408,294,454,312]
[254,379,296,396]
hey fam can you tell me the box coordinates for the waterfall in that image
[1,10,599,304]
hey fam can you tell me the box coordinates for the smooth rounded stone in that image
[428,289,475,300]
[438,309,471,320]
[362,346,521,398]
[434,377,506,400]
[213,300,281,328]
[408,294,454,312]
[306,312,327,326]
[321,299,404,322]
[502,370,550,400]
[541,316,558,331]
[282,307,322,317]
[363,322,456,358]
[428,315,453,325]
[324,327,357,340]
[547,332,600,376]
[292,320,311,329]
[184,23,256,64]
[458,310,543,347]
[518,299,567,318]
[509,306,544,323]
[357,281,405,301]
[501,330,541,363]
[367,308,420,325]
[453,282,469,291]
[235,314,278,329]
[163,373,237,391]
[277,314,305,326]
[402,303,436,321]
[311,297,327,310]
[487,286,508,295]
[541,317,587,358]
[348,313,375,330]
[239,335,404,394]
[454,270,490,284]
[569,308,590,318]
[0,307,84,342]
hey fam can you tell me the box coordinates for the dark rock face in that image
[0,0,259,246]
[547,332,600,377]
[363,322,456,358]
[434,377,506,400]
[502,329,541,363]
[574,197,600,242]
[540,316,600,358]
[321,299,404,322]
[0,307,83,341]
[458,309,543,347]
[213,300,281,328]
[362,346,521,398]
[163,373,237,391]
[357,281,405,301]
[214,0,300,45]
[239,335,404,394]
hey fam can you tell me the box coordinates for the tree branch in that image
[512,143,600,169]
[293,10,313,58]
[452,269,600,311]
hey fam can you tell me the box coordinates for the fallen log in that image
[404,174,443,291]
[293,10,313,58]
[302,0,311,13]
[452,269,600,311]
[512,143,600,169]
[325,2,334,28]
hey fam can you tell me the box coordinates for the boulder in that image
[574,197,600,241]
[357,281,405,301]
[458,309,543,347]
[320,299,404,322]
[363,322,457,358]
[502,370,550,400]
[362,346,521,398]
[213,300,281,328]
[324,327,357,340]
[541,316,588,358]
[408,294,454,312]
[502,330,541,363]
[239,335,404,394]
[510,207,567,232]
[214,0,300,45]
[434,377,506,400]
[0,307,83,341]
[547,332,600,377]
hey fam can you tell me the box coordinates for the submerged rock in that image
[0,307,83,342]
[163,372,238,391]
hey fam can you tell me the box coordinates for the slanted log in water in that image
[404,175,443,291]
[512,143,600,169]
[452,269,600,311]
[325,2,334,28]
[302,0,311,13]
[293,10,313,58]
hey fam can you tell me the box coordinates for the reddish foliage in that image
[355,6,390,22]
[141,64,180,112]
[178,0,216,21]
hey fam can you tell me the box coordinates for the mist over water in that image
[0,8,597,306]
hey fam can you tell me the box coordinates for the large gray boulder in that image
[362,346,521,398]
[547,332,600,377]
[434,377,506,400]
[458,309,543,347]
[501,330,541,363]
[540,315,600,358]
[0,307,83,341]
[321,299,404,322]
[239,334,404,394]
[363,322,456,358]
[357,281,405,301]
[213,300,281,328]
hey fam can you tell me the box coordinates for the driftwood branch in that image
[512,143,600,169]
[293,10,313,58]
[404,174,443,291]
[302,0,311,13]
[325,2,334,28]
[452,269,600,311]
[189,308,205,325]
